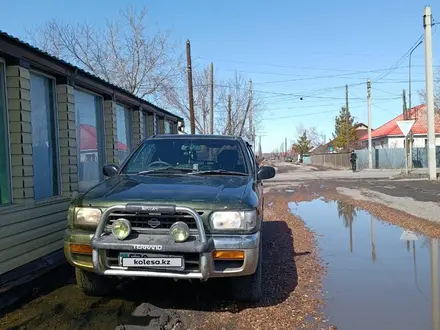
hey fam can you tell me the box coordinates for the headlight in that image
[112,218,132,240]
[210,210,257,231]
[74,207,102,227]
[170,221,190,242]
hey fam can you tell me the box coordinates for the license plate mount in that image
[119,253,185,270]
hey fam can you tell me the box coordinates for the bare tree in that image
[215,72,264,139]
[296,124,324,147]
[161,65,223,133]
[25,6,181,100]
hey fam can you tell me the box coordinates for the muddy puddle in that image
[289,198,440,330]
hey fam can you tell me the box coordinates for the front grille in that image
[105,210,205,233]
[104,250,200,272]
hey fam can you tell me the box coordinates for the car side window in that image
[245,144,257,177]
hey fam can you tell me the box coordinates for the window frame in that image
[73,87,106,192]
[0,58,12,206]
[115,102,133,164]
[29,69,62,201]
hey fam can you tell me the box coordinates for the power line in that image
[373,34,424,83]
[195,56,428,71]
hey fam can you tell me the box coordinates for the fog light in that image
[170,221,190,242]
[112,218,131,240]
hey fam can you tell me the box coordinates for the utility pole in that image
[239,79,253,140]
[345,84,350,151]
[259,135,262,157]
[209,62,214,135]
[285,137,287,154]
[248,80,254,149]
[367,80,372,169]
[424,6,437,180]
[227,94,232,135]
[403,89,410,169]
[186,40,195,134]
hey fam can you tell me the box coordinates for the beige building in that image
[0,31,184,287]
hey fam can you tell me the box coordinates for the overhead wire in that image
[372,34,424,83]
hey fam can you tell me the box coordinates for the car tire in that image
[75,268,114,296]
[231,240,263,303]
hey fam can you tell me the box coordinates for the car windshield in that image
[121,138,250,175]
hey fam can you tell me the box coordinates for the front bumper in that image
[64,205,260,280]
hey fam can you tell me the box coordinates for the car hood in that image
[76,174,254,208]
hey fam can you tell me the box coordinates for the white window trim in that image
[29,69,62,201]
[0,58,12,206]
[74,87,106,191]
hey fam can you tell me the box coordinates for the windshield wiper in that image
[136,167,194,175]
[189,169,248,176]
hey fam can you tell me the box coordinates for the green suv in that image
[64,135,276,302]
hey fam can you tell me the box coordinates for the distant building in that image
[359,105,440,149]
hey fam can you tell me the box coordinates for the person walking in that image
[350,150,357,172]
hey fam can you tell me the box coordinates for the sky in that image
[1,0,439,153]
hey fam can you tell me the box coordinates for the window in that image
[142,111,149,137]
[0,61,11,205]
[122,138,249,175]
[74,89,105,191]
[30,72,59,200]
[164,121,172,134]
[116,104,132,164]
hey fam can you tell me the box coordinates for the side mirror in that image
[103,164,120,178]
[257,166,276,180]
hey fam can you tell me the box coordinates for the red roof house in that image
[80,124,127,151]
[359,105,440,148]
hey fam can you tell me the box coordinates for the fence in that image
[303,147,440,170]
[306,152,351,168]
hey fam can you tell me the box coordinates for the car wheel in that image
[231,240,262,303]
[75,268,115,296]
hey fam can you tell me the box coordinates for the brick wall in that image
[56,85,78,198]
[6,66,34,204]
[104,100,118,164]
[132,108,145,147]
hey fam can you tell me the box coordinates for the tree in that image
[162,65,218,133]
[332,106,358,151]
[296,124,324,147]
[295,132,312,156]
[215,72,264,139]
[25,6,180,101]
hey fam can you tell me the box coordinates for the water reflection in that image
[370,215,376,263]
[289,198,440,330]
[432,238,439,330]
[336,201,357,253]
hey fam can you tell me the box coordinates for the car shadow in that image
[110,220,301,313]
[1,221,306,329]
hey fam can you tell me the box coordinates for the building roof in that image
[359,105,440,141]
[0,30,183,122]
[80,124,127,151]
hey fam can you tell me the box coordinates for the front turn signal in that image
[213,250,245,260]
[70,244,93,255]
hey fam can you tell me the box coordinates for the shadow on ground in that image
[0,221,304,330]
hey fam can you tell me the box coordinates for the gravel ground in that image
[189,192,330,330]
